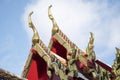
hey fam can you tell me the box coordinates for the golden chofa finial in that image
[28,12,40,46]
[48,5,59,36]
[116,47,120,54]
[86,32,96,60]
[112,48,120,80]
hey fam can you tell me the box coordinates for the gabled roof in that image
[22,5,119,80]
[22,11,67,80]
[48,5,86,60]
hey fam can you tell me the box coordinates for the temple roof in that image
[0,5,119,80]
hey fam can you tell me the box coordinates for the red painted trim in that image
[95,60,112,72]
[30,48,37,54]
[26,48,49,80]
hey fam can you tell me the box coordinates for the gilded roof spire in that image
[48,5,59,36]
[28,12,40,46]
[86,32,96,60]
[112,48,120,80]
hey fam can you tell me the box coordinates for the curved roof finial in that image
[48,5,59,36]
[86,32,96,60]
[28,11,40,46]
[112,47,120,79]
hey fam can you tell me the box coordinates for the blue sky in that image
[0,0,120,76]
[0,0,32,76]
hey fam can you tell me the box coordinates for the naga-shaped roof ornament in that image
[112,48,120,80]
[86,32,96,60]
[48,5,59,36]
[28,12,40,46]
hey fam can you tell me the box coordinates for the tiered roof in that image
[0,5,117,80]
[21,5,120,80]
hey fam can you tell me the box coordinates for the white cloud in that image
[22,0,120,65]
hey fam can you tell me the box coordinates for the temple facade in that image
[0,5,120,80]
